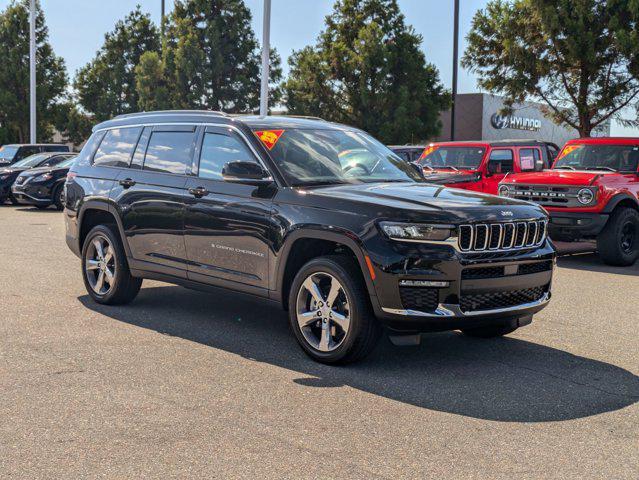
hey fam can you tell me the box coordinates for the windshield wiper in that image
[554,166,576,170]
[583,166,616,172]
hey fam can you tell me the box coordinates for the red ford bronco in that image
[498,137,639,266]
[390,140,559,195]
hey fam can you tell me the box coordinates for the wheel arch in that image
[78,201,131,257]
[602,194,639,214]
[274,228,376,310]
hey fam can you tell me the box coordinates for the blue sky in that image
[1,0,636,135]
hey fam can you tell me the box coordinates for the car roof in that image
[566,137,639,146]
[93,111,352,132]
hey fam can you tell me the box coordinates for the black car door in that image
[111,125,196,278]
[184,126,275,292]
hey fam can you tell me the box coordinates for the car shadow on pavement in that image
[557,253,639,276]
[78,285,638,423]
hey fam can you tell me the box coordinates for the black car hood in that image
[420,172,479,185]
[302,182,545,223]
[20,164,67,177]
[0,166,28,174]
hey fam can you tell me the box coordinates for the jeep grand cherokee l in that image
[64,111,555,364]
[499,137,639,266]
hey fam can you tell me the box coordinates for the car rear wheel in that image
[597,207,639,266]
[82,225,142,305]
[8,194,19,205]
[288,255,382,364]
[461,325,519,338]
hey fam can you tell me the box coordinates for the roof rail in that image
[113,110,229,120]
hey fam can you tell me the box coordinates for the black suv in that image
[12,155,77,209]
[0,143,70,165]
[65,111,555,364]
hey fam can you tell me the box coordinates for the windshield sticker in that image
[557,144,583,160]
[255,130,284,150]
[419,145,438,160]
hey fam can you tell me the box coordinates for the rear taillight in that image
[66,171,77,181]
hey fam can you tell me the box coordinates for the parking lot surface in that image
[1,206,637,479]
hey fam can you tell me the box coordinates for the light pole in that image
[259,0,271,116]
[29,0,36,143]
[161,0,165,37]
[451,0,460,141]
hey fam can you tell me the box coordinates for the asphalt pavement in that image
[0,205,637,479]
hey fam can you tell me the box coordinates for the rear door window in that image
[93,127,142,167]
[143,128,196,175]
[519,148,541,172]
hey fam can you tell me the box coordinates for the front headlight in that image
[577,188,595,205]
[498,184,510,197]
[380,222,453,242]
[32,172,53,182]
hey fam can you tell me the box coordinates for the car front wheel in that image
[288,255,381,364]
[81,224,142,305]
[597,207,639,266]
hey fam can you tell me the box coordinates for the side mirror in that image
[409,161,425,178]
[222,161,273,186]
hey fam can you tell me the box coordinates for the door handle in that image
[119,178,136,188]
[188,186,209,198]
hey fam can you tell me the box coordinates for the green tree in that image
[74,6,160,121]
[157,0,282,112]
[0,0,67,143]
[283,0,449,144]
[54,101,93,146]
[462,0,639,137]
[135,51,171,111]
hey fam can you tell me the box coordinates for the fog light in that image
[399,280,450,287]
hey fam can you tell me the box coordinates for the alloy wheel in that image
[295,272,351,352]
[85,235,116,295]
[620,221,636,254]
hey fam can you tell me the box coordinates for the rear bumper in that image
[547,211,608,239]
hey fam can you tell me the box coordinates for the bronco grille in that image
[460,285,548,312]
[505,184,593,208]
[458,220,547,252]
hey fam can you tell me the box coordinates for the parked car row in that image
[0,150,77,209]
[390,137,639,266]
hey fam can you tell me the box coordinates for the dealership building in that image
[435,93,610,146]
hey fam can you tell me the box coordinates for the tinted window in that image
[554,144,639,172]
[420,146,486,169]
[143,131,195,175]
[17,146,39,160]
[43,145,69,152]
[394,151,411,162]
[93,128,142,167]
[488,149,514,173]
[198,133,256,180]
[519,148,541,172]
[40,155,69,167]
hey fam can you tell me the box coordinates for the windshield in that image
[11,154,49,168]
[262,128,421,186]
[0,145,19,160]
[56,156,77,168]
[418,146,486,170]
[554,144,639,172]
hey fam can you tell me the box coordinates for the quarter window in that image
[198,133,257,179]
[93,127,142,167]
[519,148,541,172]
[143,130,196,175]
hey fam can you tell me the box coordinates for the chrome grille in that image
[458,219,547,252]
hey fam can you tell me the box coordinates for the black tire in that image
[597,207,639,266]
[288,255,382,364]
[462,324,519,338]
[81,224,142,305]
[8,194,19,205]
[53,184,65,210]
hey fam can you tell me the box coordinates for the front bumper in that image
[11,183,52,205]
[365,238,555,333]
[546,211,608,239]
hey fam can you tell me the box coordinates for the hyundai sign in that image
[491,113,542,132]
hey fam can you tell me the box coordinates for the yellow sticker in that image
[255,130,284,150]
[419,145,438,160]
[556,144,583,160]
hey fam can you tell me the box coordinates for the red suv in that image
[390,140,559,194]
[499,137,639,266]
